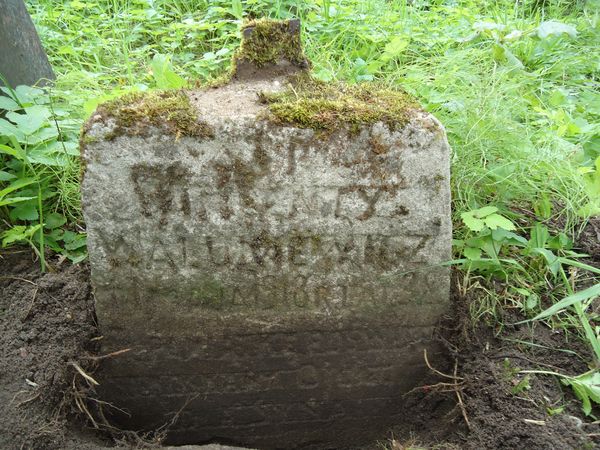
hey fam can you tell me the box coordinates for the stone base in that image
[100,315,445,449]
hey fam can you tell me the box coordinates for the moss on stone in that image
[97,90,214,140]
[258,73,419,133]
[233,19,308,69]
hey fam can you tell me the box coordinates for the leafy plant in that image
[0,84,87,268]
[454,205,524,277]
[512,374,532,395]
[578,156,600,217]
[524,369,600,416]
[150,53,188,89]
[518,255,600,415]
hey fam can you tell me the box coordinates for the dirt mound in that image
[391,275,599,450]
[0,249,105,450]
[453,312,597,449]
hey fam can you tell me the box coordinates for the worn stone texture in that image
[81,77,452,449]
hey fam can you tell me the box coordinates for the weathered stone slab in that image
[81,20,451,450]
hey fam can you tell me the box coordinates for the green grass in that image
[1,0,599,418]
[25,0,599,225]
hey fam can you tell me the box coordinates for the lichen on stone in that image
[258,73,419,133]
[233,19,309,69]
[95,90,214,140]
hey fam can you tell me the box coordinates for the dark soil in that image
[392,276,600,450]
[1,221,600,450]
[0,249,107,450]
[578,217,600,263]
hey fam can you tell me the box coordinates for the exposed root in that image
[424,348,464,381]
[81,348,131,361]
[63,347,196,447]
[10,390,41,408]
[406,349,471,431]
[0,276,37,285]
[109,394,200,447]
[69,361,99,386]
[452,358,471,431]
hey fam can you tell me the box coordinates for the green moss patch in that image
[96,90,213,139]
[258,74,419,133]
[234,19,307,68]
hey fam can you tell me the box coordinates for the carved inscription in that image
[131,162,191,227]
[91,125,449,313]
[106,230,438,273]
[335,183,406,221]
[110,142,447,312]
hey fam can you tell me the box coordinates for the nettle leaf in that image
[538,21,578,39]
[6,105,51,135]
[33,139,78,156]
[27,147,69,167]
[563,372,600,416]
[0,96,20,111]
[64,233,87,251]
[461,206,515,232]
[9,201,39,221]
[62,230,78,244]
[150,53,187,89]
[13,85,45,105]
[381,36,410,62]
[484,213,516,231]
[26,127,60,145]
[452,239,465,249]
[0,170,16,181]
[464,246,482,260]
[44,212,67,229]
[492,228,528,246]
[461,212,485,232]
[0,118,25,141]
[467,234,499,259]
[1,224,41,247]
[67,252,88,264]
[474,206,498,218]
[62,141,80,156]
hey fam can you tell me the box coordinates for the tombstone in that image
[0,0,55,87]
[81,19,452,449]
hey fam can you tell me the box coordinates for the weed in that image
[0,85,86,267]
